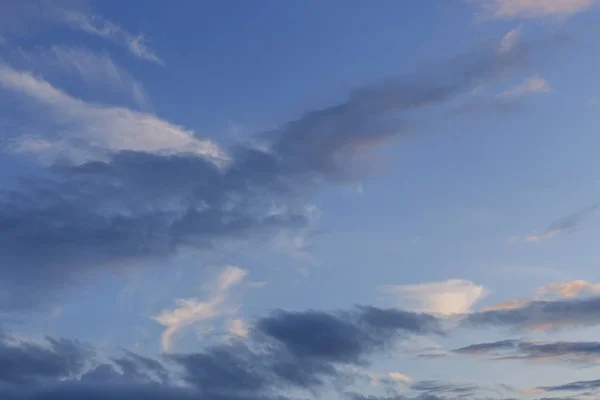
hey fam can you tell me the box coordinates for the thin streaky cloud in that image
[536,280,600,297]
[465,295,600,331]
[481,298,531,312]
[50,46,152,108]
[455,338,600,365]
[498,26,522,54]
[517,202,599,242]
[15,45,152,109]
[62,12,164,65]
[481,279,600,313]
[478,0,598,19]
[499,75,552,99]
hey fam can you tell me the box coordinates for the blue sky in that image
[1,1,600,399]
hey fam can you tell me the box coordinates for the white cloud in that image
[345,366,412,389]
[536,280,600,297]
[0,64,226,164]
[481,298,531,311]
[499,75,552,99]
[498,26,522,54]
[18,46,151,109]
[62,12,163,65]
[227,318,249,339]
[379,279,488,315]
[396,335,450,358]
[523,228,561,242]
[388,372,413,383]
[480,0,597,19]
[481,280,600,316]
[152,266,247,352]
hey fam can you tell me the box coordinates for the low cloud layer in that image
[0,303,442,400]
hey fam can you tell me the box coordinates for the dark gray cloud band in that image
[463,296,600,331]
[455,338,600,364]
[0,305,441,400]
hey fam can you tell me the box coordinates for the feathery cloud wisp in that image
[152,266,247,352]
[499,75,552,99]
[62,12,164,65]
[498,26,522,54]
[514,203,599,242]
[537,280,600,297]
[479,0,597,19]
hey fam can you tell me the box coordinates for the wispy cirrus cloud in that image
[45,46,152,108]
[152,266,247,352]
[346,365,413,390]
[499,75,552,99]
[481,298,531,311]
[477,0,598,19]
[481,279,600,315]
[498,26,522,54]
[0,1,162,65]
[537,280,600,297]
[512,203,599,242]
[61,12,163,65]
[7,45,151,109]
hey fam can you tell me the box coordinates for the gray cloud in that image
[0,32,553,310]
[0,334,91,385]
[454,339,520,355]
[0,151,309,310]
[0,305,441,399]
[546,203,599,233]
[173,306,441,395]
[81,350,171,386]
[411,380,480,397]
[455,339,600,364]
[536,378,600,393]
[463,296,600,331]
[0,385,200,400]
[347,379,513,400]
[523,203,599,242]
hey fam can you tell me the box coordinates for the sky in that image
[0,0,600,399]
